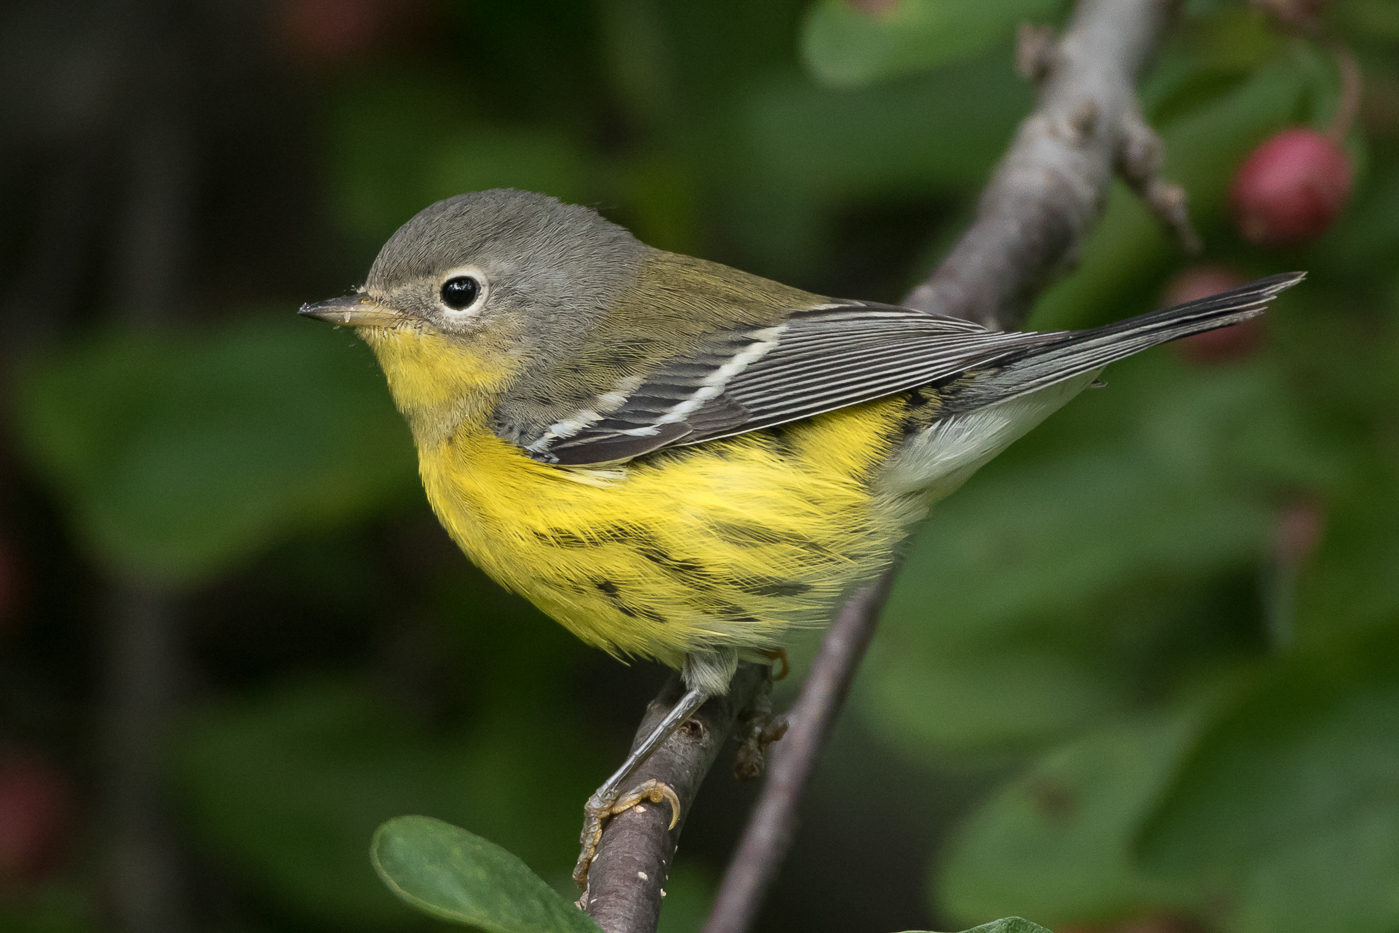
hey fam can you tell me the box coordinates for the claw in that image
[573,779,682,889]
[763,647,790,681]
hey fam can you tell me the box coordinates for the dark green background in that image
[3,1,1398,930]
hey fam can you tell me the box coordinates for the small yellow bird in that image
[301,189,1301,880]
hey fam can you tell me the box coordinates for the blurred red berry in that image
[1274,497,1326,569]
[0,535,22,635]
[0,752,74,893]
[1251,0,1333,28]
[276,0,432,66]
[1231,128,1352,247]
[1162,265,1248,305]
[1164,266,1266,364]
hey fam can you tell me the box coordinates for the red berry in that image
[0,535,22,636]
[275,0,431,66]
[1252,0,1334,28]
[1162,265,1248,306]
[0,752,74,893]
[1230,129,1352,247]
[1164,266,1266,364]
[1274,497,1326,569]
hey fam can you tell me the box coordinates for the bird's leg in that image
[573,684,711,889]
[735,667,786,781]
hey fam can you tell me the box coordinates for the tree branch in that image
[580,665,770,932]
[583,2,1187,930]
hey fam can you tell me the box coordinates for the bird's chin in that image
[354,321,433,350]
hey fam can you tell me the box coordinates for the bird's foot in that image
[762,647,790,680]
[573,779,681,890]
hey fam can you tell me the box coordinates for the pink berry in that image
[0,752,73,892]
[1164,266,1265,364]
[1274,497,1326,569]
[1162,265,1248,306]
[0,535,22,636]
[276,0,431,66]
[1231,129,1352,247]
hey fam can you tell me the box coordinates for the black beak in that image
[298,293,401,327]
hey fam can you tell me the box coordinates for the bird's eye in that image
[440,275,481,311]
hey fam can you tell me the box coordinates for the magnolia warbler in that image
[301,189,1302,882]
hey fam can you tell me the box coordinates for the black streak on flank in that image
[700,597,761,626]
[595,578,668,625]
[898,386,946,437]
[710,520,842,562]
[639,539,814,599]
[637,541,725,584]
[735,578,812,598]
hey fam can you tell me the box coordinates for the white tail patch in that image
[879,373,1099,501]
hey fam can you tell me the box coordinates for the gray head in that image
[361,189,645,346]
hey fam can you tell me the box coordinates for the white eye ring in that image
[437,265,489,319]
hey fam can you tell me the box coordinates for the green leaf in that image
[719,57,1032,275]
[1138,626,1399,859]
[911,918,1056,933]
[1226,805,1399,933]
[937,707,1211,925]
[1134,627,1399,932]
[171,675,597,930]
[735,54,1033,196]
[371,817,601,932]
[8,316,416,585]
[1295,466,1399,639]
[800,0,1063,88]
[328,70,599,243]
[1332,0,1399,42]
[0,881,91,933]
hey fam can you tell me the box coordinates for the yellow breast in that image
[415,396,917,670]
[364,325,929,670]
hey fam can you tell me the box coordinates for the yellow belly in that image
[417,396,917,670]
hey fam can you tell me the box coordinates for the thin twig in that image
[700,574,896,933]
[905,0,1182,328]
[1116,106,1202,253]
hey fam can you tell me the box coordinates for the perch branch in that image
[580,665,770,932]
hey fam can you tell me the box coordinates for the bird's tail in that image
[945,271,1306,411]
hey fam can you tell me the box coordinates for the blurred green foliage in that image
[12,320,416,585]
[801,0,1065,87]
[3,1,1398,932]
